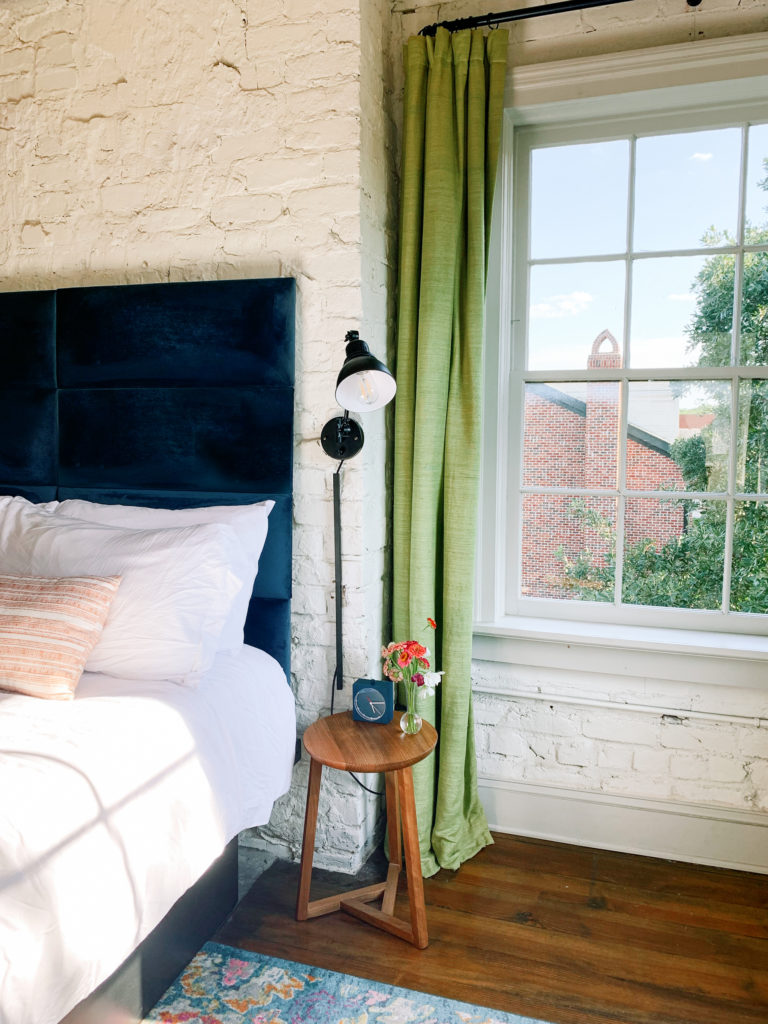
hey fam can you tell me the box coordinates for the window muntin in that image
[506,114,768,631]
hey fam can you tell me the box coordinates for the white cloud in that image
[667,292,696,302]
[629,334,698,368]
[530,290,593,319]
[691,152,713,162]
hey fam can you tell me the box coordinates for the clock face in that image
[353,686,388,721]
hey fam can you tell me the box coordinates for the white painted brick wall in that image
[474,678,768,814]
[0,0,395,873]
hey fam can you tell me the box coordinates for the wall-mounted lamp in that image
[321,330,396,711]
[321,331,397,460]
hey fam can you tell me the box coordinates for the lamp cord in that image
[329,458,345,718]
[330,665,339,715]
[332,456,384,797]
[348,771,385,796]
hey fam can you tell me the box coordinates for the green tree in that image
[557,498,725,610]
[687,159,768,494]
[688,228,768,368]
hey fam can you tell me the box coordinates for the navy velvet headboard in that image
[0,278,295,681]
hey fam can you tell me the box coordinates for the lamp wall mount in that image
[321,412,364,461]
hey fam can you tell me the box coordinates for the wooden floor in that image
[218,833,768,1024]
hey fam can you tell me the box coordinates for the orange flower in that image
[405,641,427,658]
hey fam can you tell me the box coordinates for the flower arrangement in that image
[381,618,443,733]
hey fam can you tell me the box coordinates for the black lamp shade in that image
[335,333,396,413]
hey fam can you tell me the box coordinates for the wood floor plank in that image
[219,833,768,1024]
[425,876,768,969]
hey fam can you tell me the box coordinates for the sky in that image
[526,122,768,374]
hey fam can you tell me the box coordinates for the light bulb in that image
[356,371,380,407]
[336,365,396,412]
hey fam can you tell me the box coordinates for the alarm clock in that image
[352,678,394,724]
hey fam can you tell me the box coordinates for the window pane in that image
[622,497,724,610]
[521,495,616,601]
[523,381,619,489]
[530,140,629,259]
[626,380,730,493]
[731,501,768,612]
[633,128,741,252]
[745,123,768,232]
[737,380,768,494]
[740,249,768,366]
[528,261,625,371]
[630,255,731,368]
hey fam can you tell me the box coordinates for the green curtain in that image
[392,26,508,876]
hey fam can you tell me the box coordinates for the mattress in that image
[0,644,295,1024]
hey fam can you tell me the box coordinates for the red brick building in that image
[521,331,685,599]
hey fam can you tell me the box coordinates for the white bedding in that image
[0,644,295,1024]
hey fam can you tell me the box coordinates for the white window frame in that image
[476,33,768,680]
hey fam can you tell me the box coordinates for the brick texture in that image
[521,333,685,600]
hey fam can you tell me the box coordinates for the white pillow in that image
[53,499,274,650]
[0,500,244,683]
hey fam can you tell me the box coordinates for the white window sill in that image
[473,617,768,689]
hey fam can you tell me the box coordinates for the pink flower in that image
[412,673,425,686]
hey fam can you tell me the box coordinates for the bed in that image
[0,278,296,1024]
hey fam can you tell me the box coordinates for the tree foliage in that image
[687,230,768,367]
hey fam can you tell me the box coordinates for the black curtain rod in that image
[418,0,641,36]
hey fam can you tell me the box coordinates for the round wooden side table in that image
[295,710,438,949]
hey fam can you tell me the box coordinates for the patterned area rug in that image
[144,941,549,1024]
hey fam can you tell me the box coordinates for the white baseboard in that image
[478,776,768,875]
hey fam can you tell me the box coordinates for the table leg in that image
[296,756,322,921]
[296,759,429,947]
[397,765,429,948]
[297,758,388,920]
[343,765,429,947]
[382,770,401,916]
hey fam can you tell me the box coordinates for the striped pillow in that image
[0,573,121,700]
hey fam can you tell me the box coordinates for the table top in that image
[302,711,437,773]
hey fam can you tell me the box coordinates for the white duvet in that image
[0,645,295,1024]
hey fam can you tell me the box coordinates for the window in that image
[480,59,768,640]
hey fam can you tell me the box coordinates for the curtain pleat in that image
[392,27,508,876]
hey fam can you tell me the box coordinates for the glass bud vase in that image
[399,682,422,735]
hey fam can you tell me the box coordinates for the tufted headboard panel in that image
[0,278,295,681]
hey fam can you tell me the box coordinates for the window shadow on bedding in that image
[0,747,203,945]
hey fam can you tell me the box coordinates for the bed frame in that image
[0,277,295,1023]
